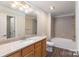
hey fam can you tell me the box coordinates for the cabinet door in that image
[42,39,47,56]
[35,46,42,57]
[24,51,34,57]
[22,45,34,57]
[35,41,42,57]
[8,51,21,57]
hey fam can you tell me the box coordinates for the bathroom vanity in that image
[0,36,47,57]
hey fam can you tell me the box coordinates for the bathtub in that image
[47,37,76,52]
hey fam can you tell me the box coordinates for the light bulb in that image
[50,6,55,10]
[14,1,19,5]
[11,4,16,8]
[19,7,24,11]
[11,1,19,8]
[22,5,26,9]
[25,10,29,13]
[25,5,29,8]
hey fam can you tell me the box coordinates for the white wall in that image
[0,13,6,37]
[36,10,50,39]
[47,13,51,40]
[76,1,79,51]
[0,5,25,38]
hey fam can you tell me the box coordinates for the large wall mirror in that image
[25,14,37,36]
[7,16,15,38]
[0,1,37,40]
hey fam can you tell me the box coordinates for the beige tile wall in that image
[51,15,75,41]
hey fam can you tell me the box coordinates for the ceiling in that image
[0,1,75,17]
[0,1,36,15]
[28,1,75,16]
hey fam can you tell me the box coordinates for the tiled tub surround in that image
[0,36,47,57]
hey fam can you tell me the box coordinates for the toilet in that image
[46,41,54,52]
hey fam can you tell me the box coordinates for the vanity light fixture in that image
[22,5,26,9]
[50,6,55,10]
[11,1,32,13]
[14,1,19,5]
[11,4,16,8]
[24,5,30,8]
[19,7,24,11]
[11,1,19,8]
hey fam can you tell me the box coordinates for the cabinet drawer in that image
[22,45,34,56]
[35,41,41,48]
[8,51,21,57]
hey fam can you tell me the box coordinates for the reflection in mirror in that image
[25,14,37,36]
[7,16,15,38]
[0,1,37,43]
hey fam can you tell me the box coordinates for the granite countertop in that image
[0,36,46,57]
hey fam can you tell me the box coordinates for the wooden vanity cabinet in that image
[8,50,21,57]
[7,38,46,57]
[21,45,34,57]
[24,51,34,57]
[41,39,47,57]
[35,41,42,57]
[34,39,47,57]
